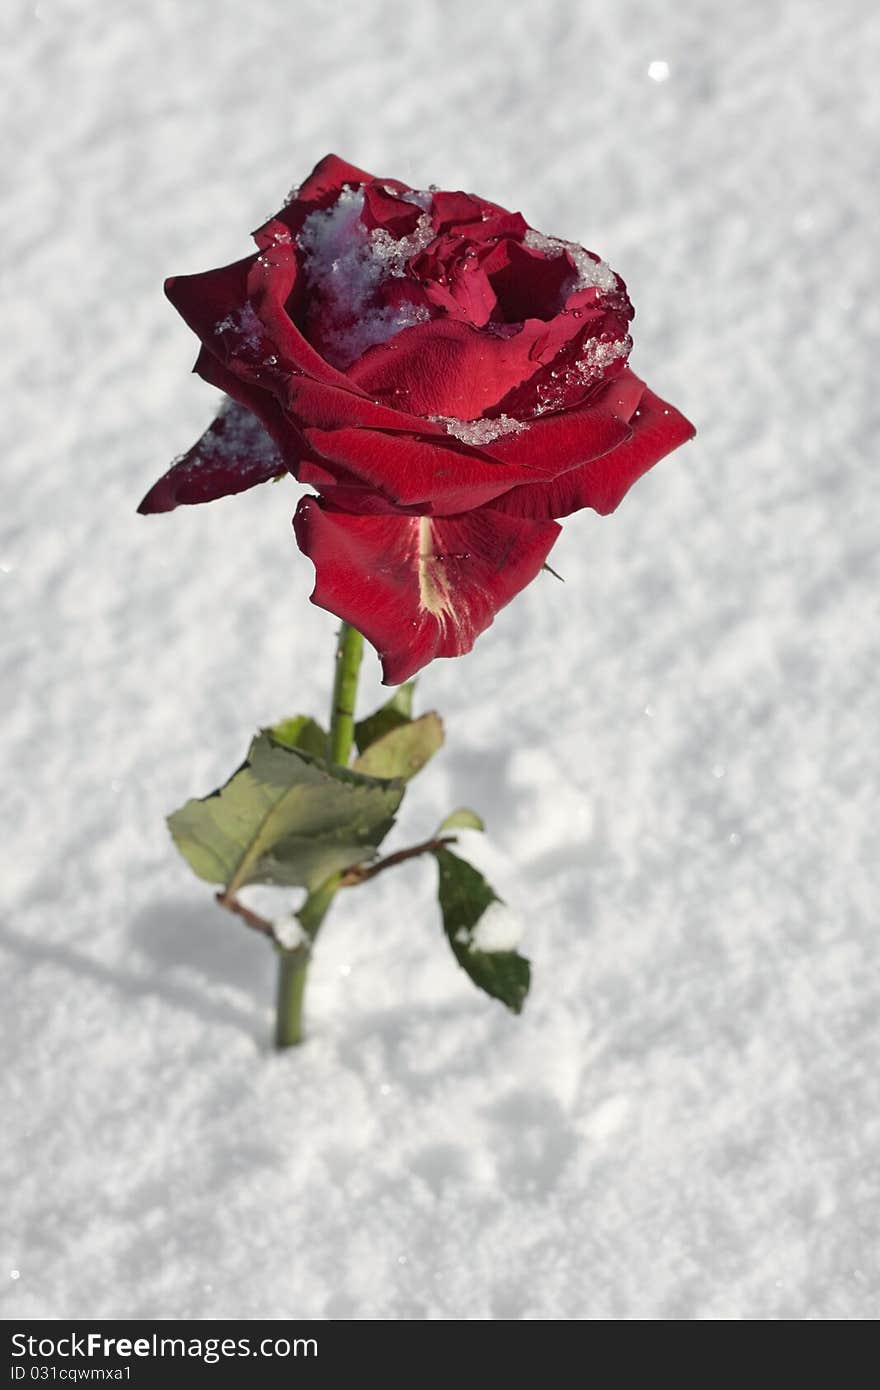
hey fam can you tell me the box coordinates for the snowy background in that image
[3,0,878,1320]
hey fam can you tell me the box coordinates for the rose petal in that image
[138,399,287,514]
[491,304,634,419]
[165,249,356,393]
[280,376,444,437]
[299,424,559,513]
[138,343,307,512]
[419,254,498,327]
[361,183,423,236]
[293,498,560,683]
[492,386,696,519]
[430,191,486,230]
[296,153,375,203]
[473,408,631,468]
[346,315,585,418]
[253,154,376,245]
[590,366,647,424]
[485,240,575,322]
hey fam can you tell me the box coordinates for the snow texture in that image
[470,903,524,954]
[2,0,879,1322]
[523,228,619,295]
[271,915,308,952]
[429,413,527,446]
[297,185,432,367]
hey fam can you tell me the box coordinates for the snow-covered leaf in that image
[168,732,402,893]
[433,846,529,1013]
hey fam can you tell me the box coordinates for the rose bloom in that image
[141,154,694,682]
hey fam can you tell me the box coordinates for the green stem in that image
[298,872,343,940]
[274,948,309,1048]
[327,621,364,767]
[274,873,342,1049]
[275,625,364,1048]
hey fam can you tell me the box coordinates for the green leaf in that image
[354,681,416,753]
[267,714,328,758]
[353,712,444,781]
[433,847,530,1014]
[168,732,403,893]
[438,807,485,833]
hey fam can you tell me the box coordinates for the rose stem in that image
[274,621,365,1048]
[327,620,365,766]
[274,873,341,1048]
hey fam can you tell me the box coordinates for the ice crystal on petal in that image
[523,228,619,295]
[198,399,282,469]
[428,413,528,446]
[214,303,265,352]
[576,333,633,380]
[296,187,434,368]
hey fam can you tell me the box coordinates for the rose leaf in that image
[167,732,403,894]
[267,714,328,758]
[352,712,444,781]
[354,681,416,753]
[437,807,486,833]
[433,846,530,1013]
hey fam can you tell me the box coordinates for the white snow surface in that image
[3,0,879,1321]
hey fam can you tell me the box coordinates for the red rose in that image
[141,154,694,683]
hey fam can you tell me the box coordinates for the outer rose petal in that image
[165,248,356,394]
[591,366,647,424]
[473,408,631,469]
[139,347,304,512]
[299,425,563,513]
[253,154,377,244]
[138,400,286,513]
[492,386,696,519]
[284,377,447,436]
[295,153,374,203]
[293,498,561,684]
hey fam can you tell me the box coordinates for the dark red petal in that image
[253,154,376,246]
[346,315,583,418]
[285,377,445,435]
[165,249,357,394]
[590,366,647,424]
[492,307,633,420]
[492,386,696,520]
[430,191,486,230]
[485,240,575,322]
[421,261,498,327]
[361,183,422,235]
[296,153,375,203]
[195,342,317,457]
[138,399,287,514]
[293,499,560,683]
[139,342,305,513]
[299,425,559,512]
[474,408,631,468]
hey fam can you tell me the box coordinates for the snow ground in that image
[2,0,879,1321]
